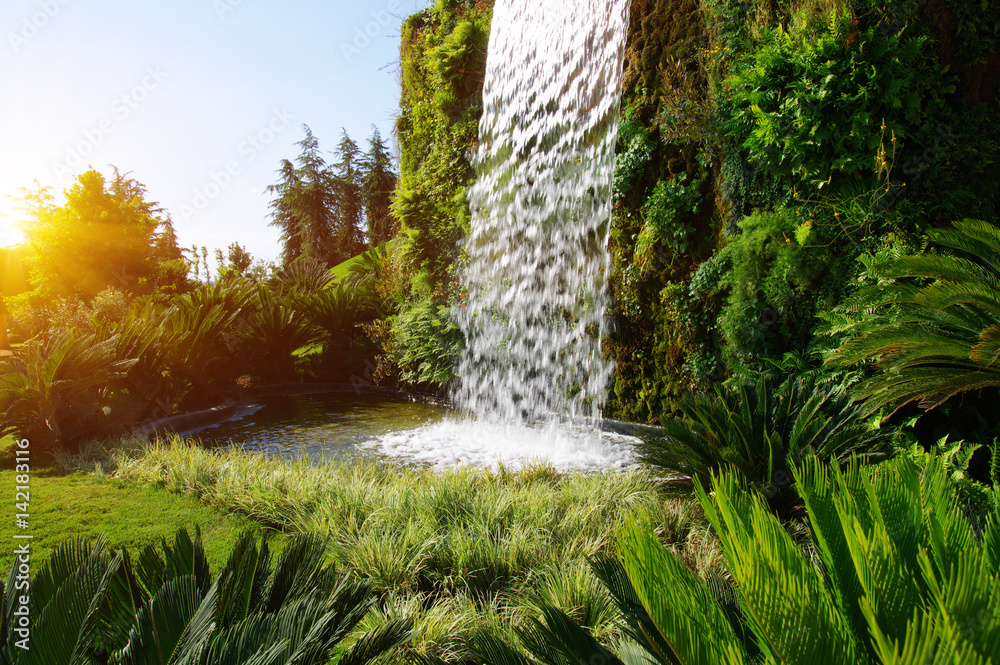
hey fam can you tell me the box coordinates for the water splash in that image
[453,0,630,428]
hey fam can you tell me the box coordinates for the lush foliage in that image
[113,438,710,663]
[725,19,929,192]
[268,125,397,268]
[14,170,188,304]
[0,527,410,664]
[638,376,891,511]
[829,218,1000,417]
[482,454,1000,664]
[597,0,1000,422]
[395,1,491,277]
[0,247,394,452]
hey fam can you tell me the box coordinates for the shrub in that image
[634,169,704,264]
[392,297,461,386]
[0,528,411,664]
[716,208,833,368]
[725,19,930,193]
[637,376,891,512]
[0,330,136,452]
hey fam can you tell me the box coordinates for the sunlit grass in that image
[0,435,280,574]
[111,435,724,660]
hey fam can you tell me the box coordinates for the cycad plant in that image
[828,218,1000,418]
[162,279,255,405]
[637,376,890,512]
[0,329,136,451]
[236,285,320,382]
[479,454,1000,664]
[0,528,410,664]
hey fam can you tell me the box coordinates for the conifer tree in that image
[267,125,337,267]
[331,129,366,258]
[361,126,398,246]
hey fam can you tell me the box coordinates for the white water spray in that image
[453,0,630,428]
[368,0,635,470]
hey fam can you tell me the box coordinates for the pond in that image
[194,390,638,472]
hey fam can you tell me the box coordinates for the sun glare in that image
[0,206,25,248]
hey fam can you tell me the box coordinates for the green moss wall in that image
[395,0,1000,422]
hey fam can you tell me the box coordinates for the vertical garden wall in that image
[393,0,1000,423]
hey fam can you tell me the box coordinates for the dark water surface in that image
[197,392,448,463]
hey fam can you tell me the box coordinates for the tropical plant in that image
[392,297,460,386]
[725,18,929,193]
[0,330,136,451]
[481,454,1000,664]
[0,528,411,664]
[637,376,891,512]
[828,219,1000,418]
[714,207,833,369]
[274,256,335,295]
[634,170,704,264]
[342,243,396,318]
[236,285,319,382]
[161,279,255,405]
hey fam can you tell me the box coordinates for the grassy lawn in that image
[0,436,279,574]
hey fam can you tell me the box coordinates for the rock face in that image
[395,0,1000,424]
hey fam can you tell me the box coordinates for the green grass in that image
[114,436,721,661]
[0,432,722,662]
[0,436,280,574]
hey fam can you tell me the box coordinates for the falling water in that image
[366,0,636,470]
[453,0,630,428]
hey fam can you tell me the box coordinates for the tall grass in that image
[113,437,722,662]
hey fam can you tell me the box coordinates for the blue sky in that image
[0,0,427,264]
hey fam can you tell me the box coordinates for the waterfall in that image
[453,0,630,428]
[368,0,636,471]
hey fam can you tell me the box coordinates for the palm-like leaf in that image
[293,284,363,338]
[162,279,255,401]
[479,456,1000,664]
[235,285,320,382]
[637,376,890,511]
[828,219,1000,417]
[114,574,219,665]
[3,529,407,665]
[0,330,136,449]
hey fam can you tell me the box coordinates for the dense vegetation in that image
[388,0,1000,474]
[0,527,409,664]
[1,0,999,662]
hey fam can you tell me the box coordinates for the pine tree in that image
[267,159,304,266]
[267,125,337,267]
[361,126,398,246]
[331,129,366,259]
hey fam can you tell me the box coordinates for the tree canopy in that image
[268,125,398,268]
[16,169,189,301]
